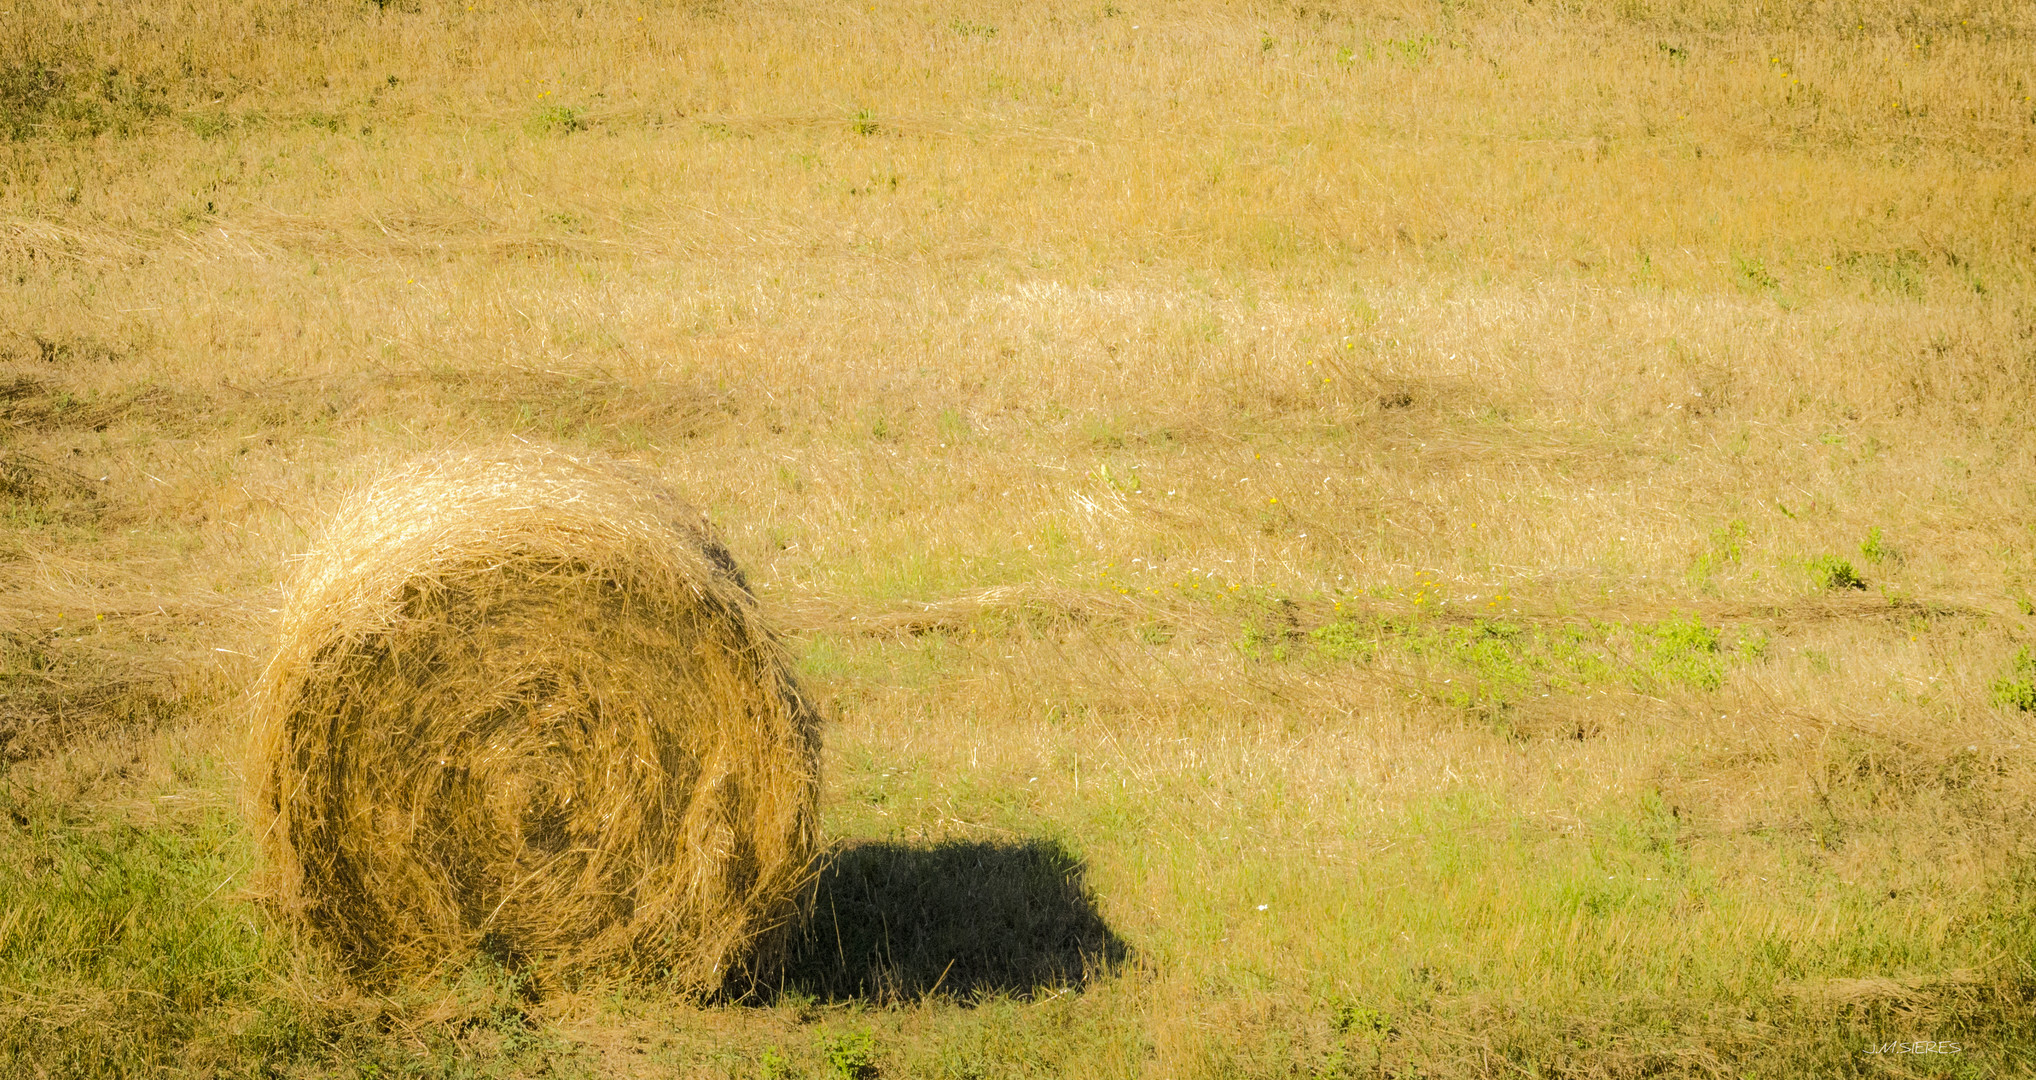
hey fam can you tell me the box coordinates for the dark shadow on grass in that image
[775,838,1128,1004]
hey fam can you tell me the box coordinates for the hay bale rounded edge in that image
[249,448,821,991]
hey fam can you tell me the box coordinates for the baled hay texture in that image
[250,448,821,992]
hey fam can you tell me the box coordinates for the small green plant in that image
[1992,648,2036,712]
[850,109,880,135]
[528,104,582,135]
[1808,554,1866,590]
[1732,253,1779,293]
[1332,1000,1393,1039]
[1385,34,1437,63]
[1859,526,1899,565]
[760,1045,797,1079]
[1691,520,1748,580]
[823,1030,878,1080]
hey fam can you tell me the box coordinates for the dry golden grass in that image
[3,0,2036,1076]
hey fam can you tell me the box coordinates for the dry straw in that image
[249,447,821,993]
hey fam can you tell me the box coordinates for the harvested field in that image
[3,0,2035,1076]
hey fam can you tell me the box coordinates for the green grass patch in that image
[0,747,608,1078]
[1272,787,2036,1075]
[1305,612,1764,714]
[0,788,280,1074]
[0,54,170,141]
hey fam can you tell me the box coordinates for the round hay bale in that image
[249,448,820,992]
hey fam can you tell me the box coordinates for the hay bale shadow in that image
[778,838,1128,1004]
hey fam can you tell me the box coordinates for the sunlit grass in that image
[3,0,2035,1075]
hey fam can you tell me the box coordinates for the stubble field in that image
[5,0,2036,1076]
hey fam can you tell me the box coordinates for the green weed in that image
[1633,614,1726,690]
[1331,1000,1392,1039]
[1732,253,1779,293]
[528,104,583,135]
[1807,554,1866,590]
[1992,648,2036,712]
[299,109,346,133]
[1382,34,1438,63]
[1095,462,1139,492]
[1690,519,1748,585]
[1309,618,1379,661]
[823,1029,879,1079]
[1238,622,1295,662]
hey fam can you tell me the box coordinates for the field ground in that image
[5,0,2036,1076]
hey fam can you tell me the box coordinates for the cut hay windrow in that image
[249,448,820,992]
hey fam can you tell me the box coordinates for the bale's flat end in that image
[249,447,820,993]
